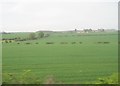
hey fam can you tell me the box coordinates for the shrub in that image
[60,42,68,44]
[2,70,41,84]
[46,42,54,44]
[97,42,102,44]
[26,42,30,44]
[5,40,8,43]
[92,73,118,84]
[103,42,110,44]
[9,40,12,43]
[35,42,39,44]
[71,42,76,44]
[79,42,82,44]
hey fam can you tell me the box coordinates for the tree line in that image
[29,32,44,40]
[2,32,50,42]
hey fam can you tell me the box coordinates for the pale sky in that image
[0,0,119,32]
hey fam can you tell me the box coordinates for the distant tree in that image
[84,29,92,33]
[75,29,77,32]
[29,33,36,40]
[89,29,92,32]
[83,29,88,32]
[37,32,44,39]
[2,31,7,34]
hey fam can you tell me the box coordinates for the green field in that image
[2,32,118,84]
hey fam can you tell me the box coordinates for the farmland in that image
[2,31,118,84]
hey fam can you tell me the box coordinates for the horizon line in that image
[0,29,118,33]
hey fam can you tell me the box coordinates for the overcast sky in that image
[0,0,119,32]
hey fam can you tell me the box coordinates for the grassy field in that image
[2,32,118,84]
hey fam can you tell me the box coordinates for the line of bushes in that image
[3,41,112,45]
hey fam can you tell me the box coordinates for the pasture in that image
[2,32,118,84]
